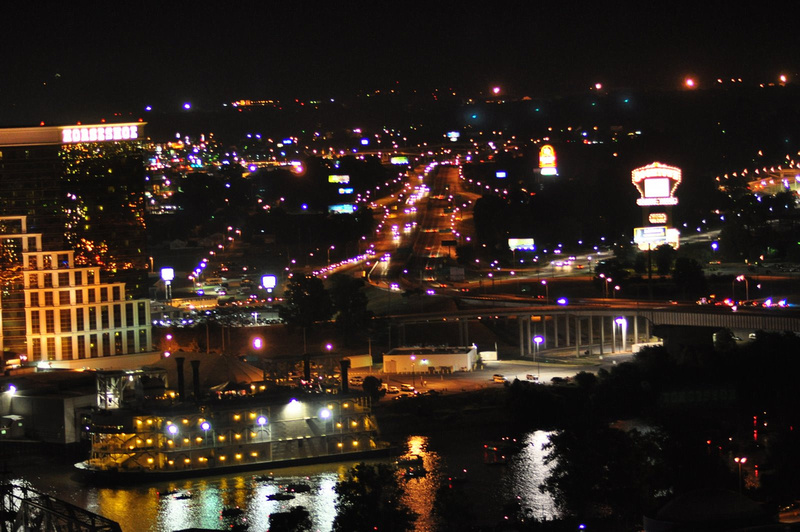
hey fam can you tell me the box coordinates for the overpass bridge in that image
[390,303,800,358]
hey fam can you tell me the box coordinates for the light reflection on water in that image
[12,430,558,531]
[501,430,559,521]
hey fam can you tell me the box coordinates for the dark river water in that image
[7,430,557,531]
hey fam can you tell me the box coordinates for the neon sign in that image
[328,175,350,184]
[648,213,668,224]
[539,145,556,168]
[61,124,140,144]
[632,162,681,206]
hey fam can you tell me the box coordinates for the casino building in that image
[0,123,149,297]
[0,123,153,365]
[0,216,152,364]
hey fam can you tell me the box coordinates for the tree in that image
[332,463,416,532]
[269,506,312,532]
[361,375,383,402]
[278,274,333,333]
[672,256,706,298]
[328,274,373,346]
[654,244,677,276]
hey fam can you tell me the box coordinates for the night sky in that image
[1,2,799,124]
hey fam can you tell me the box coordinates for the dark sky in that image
[1,2,799,123]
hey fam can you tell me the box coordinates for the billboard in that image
[328,175,350,184]
[390,156,409,165]
[648,212,668,224]
[508,238,535,251]
[633,226,680,250]
[539,145,557,175]
[632,162,681,206]
[329,204,356,214]
[496,171,507,179]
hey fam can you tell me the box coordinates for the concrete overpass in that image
[390,303,800,358]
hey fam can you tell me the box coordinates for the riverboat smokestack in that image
[190,359,201,400]
[175,357,185,400]
[340,359,350,393]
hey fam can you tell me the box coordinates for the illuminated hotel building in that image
[0,216,152,362]
[0,123,149,297]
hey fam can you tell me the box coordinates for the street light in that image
[541,280,549,303]
[410,355,416,388]
[734,456,747,494]
[735,275,749,301]
[615,317,627,352]
[533,335,543,375]
[327,245,335,267]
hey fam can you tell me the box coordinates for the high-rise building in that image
[0,122,149,297]
[0,216,152,363]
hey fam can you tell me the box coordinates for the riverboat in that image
[75,391,389,483]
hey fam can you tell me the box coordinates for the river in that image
[6,430,558,531]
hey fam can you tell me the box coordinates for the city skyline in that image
[2,3,799,123]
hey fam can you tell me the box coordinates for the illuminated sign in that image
[329,204,356,214]
[328,175,350,184]
[539,145,557,168]
[261,275,277,290]
[447,131,460,142]
[160,267,175,282]
[338,187,354,194]
[633,226,680,251]
[634,226,667,243]
[632,162,682,206]
[508,238,535,251]
[648,213,668,224]
[496,171,507,179]
[61,123,140,144]
[390,156,409,165]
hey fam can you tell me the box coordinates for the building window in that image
[28,256,37,270]
[76,309,84,331]
[101,306,109,329]
[88,289,95,303]
[87,270,95,284]
[42,255,52,270]
[61,337,73,360]
[44,274,53,288]
[59,291,70,305]
[100,288,108,302]
[77,337,86,359]
[59,309,71,332]
[138,328,148,352]
[126,330,135,353]
[44,292,53,306]
[46,337,55,361]
[30,292,40,308]
[89,334,98,358]
[112,286,121,301]
[58,272,69,286]
[102,333,110,356]
[137,302,146,324]
[45,310,55,333]
[58,254,68,268]
[74,271,83,285]
[125,303,133,327]
[113,304,122,328]
[30,311,40,334]
[88,307,97,330]
[29,275,38,289]
[75,291,83,304]
[114,332,122,354]
[31,338,41,362]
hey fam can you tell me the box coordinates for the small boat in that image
[396,454,424,468]
[267,492,296,501]
[220,506,244,518]
[157,489,180,498]
[172,491,192,500]
[285,482,312,493]
[253,473,274,482]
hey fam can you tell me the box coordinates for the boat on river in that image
[75,391,389,483]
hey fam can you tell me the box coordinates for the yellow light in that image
[167,440,174,446]
[168,460,174,465]
[146,419,153,425]
[146,438,152,445]
[352,441,359,447]
[235,433,241,440]
[233,414,241,421]
[136,439,142,444]
[343,403,349,408]
[250,432,256,438]
[184,458,191,464]
[235,453,242,460]
[219,455,226,461]
[251,452,258,457]
[196,437,202,443]
[147,458,154,464]
[136,419,142,425]
[249,412,256,419]
[182,418,189,424]
[336,423,342,428]
[218,435,225,442]
[337,442,343,448]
